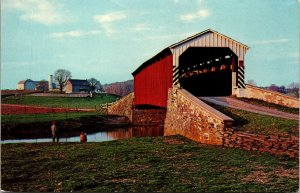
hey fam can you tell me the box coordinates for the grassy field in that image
[1,112,99,124]
[1,93,119,109]
[205,102,299,136]
[238,97,299,114]
[1,135,298,192]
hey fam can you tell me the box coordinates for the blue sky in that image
[1,0,299,89]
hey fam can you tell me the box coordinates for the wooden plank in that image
[218,34,222,47]
[213,33,217,47]
[209,33,213,46]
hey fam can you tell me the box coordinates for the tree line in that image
[247,80,299,98]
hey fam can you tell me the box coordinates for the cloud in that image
[3,0,71,25]
[172,0,182,3]
[133,23,151,32]
[180,9,210,22]
[94,12,127,23]
[50,30,102,38]
[180,0,210,22]
[251,38,290,45]
[94,11,127,36]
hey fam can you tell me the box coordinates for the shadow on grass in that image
[204,101,250,128]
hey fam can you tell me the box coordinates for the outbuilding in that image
[17,79,36,90]
[65,79,91,93]
[132,29,249,108]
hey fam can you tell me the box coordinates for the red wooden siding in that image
[134,54,173,108]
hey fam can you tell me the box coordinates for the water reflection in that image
[1,125,164,143]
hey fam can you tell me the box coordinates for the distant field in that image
[1,93,119,109]
[205,102,299,136]
[1,112,98,124]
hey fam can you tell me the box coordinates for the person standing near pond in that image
[51,121,59,142]
[80,131,87,142]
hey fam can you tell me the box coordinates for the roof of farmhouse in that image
[67,79,90,86]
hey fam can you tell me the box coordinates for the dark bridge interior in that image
[179,47,238,96]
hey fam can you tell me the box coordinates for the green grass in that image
[1,93,119,109]
[1,112,98,124]
[206,102,299,136]
[238,97,299,115]
[1,135,298,192]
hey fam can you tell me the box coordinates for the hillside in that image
[103,79,133,96]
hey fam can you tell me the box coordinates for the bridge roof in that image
[132,29,249,76]
[169,29,249,49]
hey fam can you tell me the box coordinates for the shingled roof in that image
[67,79,90,86]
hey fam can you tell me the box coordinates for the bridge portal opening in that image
[179,47,238,96]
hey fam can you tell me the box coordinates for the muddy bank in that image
[1,115,131,140]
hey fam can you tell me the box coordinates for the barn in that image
[65,79,91,93]
[17,79,36,90]
[132,29,249,109]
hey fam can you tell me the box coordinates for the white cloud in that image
[3,0,71,25]
[94,11,127,36]
[133,23,151,32]
[180,9,210,22]
[50,30,102,38]
[94,12,127,23]
[172,0,182,3]
[251,38,290,45]
[180,0,210,22]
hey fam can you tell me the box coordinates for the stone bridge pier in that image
[164,87,233,145]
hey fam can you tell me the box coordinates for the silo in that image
[49,75,53,91]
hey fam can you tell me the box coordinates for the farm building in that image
[17,79,49,91]
[17,79,36,90]
[35,81,49,92]
[132,29,249,108]
[65,79,91,93]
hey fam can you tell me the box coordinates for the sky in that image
[1,0,299,89]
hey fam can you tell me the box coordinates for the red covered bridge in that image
[132,29,249,108]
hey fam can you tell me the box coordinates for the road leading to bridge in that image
[199,97,299,120]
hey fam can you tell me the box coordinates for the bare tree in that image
[287,82,299,98]
[54,69,72,93]
[246,79,257,86]
[88,78,103,92]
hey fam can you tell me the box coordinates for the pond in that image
[1,126,164,143]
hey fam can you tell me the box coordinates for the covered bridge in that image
[132,29,249,108]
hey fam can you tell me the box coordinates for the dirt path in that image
[199,97,299,120]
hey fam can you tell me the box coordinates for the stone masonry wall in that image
[164,87,298,158]
[223,128,299,158]
[241,84,299,108]
[164,87,234,145]
[108,92,166,125]
[108,92,134,121]
[132,109,166,126]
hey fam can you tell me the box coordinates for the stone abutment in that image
[108,88,298,158]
